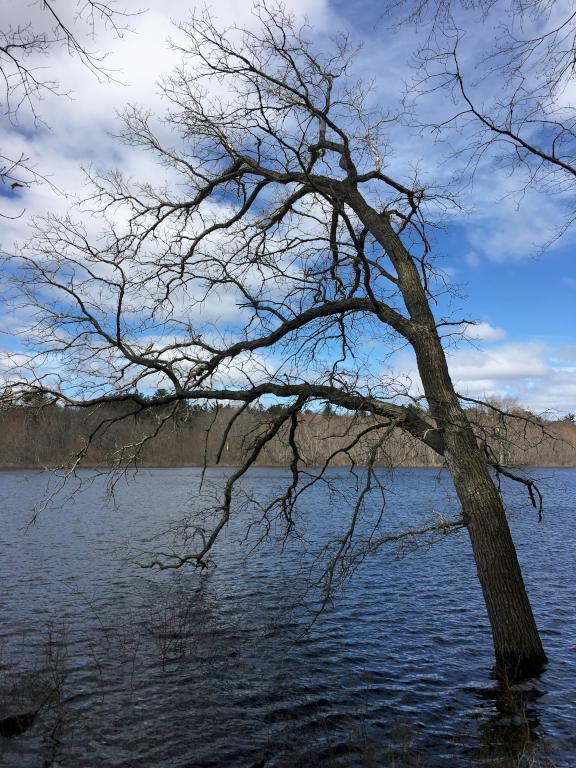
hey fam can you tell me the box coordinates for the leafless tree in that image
[3,2,549,679]
[0,0,140,216]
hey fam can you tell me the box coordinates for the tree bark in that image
[347,191,547,679]
[413,328,547,680]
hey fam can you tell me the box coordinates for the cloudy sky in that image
[1,0,575,415]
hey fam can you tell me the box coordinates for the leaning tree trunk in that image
[413,328,548,680]
[348,191,547,678]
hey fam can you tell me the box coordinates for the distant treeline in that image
[1,399,575,469]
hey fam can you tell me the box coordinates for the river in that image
[0,467,574,767]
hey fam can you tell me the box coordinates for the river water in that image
[0,467,574,767]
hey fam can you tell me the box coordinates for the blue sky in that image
[432,223,574,340]
[0,0,574,414]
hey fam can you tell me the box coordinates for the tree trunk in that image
[449,448,548,679]
[413,329,548,680]
[348,190,547,678]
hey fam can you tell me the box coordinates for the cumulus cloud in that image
[461,322,506,342]
[392,339,575,415]
[0,0,329,239]
[449,342,548,382]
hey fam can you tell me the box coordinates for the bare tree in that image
[4,2,548,679]
[0,0,140,215]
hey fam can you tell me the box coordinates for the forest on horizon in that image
[1,396,575,470]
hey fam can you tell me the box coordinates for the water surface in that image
[0,467,574,767]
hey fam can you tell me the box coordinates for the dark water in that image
[0,467,574,767]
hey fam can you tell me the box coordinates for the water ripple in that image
[0,467,574,767]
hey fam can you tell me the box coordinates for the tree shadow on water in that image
[462,669,559,768]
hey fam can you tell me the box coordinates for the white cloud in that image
[461,322,506,342]
[465,177,574,262]
[391,338,576,414]
[0,0,330,236]
[449,342,548,382]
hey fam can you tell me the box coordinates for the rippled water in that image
[0,467,574,767]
